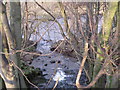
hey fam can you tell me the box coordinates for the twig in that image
[34,0,66,39]
[46,50,63,88]
[76,42,89,88]
[52,78,59,90]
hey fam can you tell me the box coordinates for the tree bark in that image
[10,1,27,88]
[102,2,118,88]
[0,1,27,89]
[0,2,20,88]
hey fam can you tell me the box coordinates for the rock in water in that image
[50,40,76,58]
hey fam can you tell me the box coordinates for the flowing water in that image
[29,16,103,88]
[30,40,88,88]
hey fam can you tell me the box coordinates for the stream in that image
[28,16,103,88]
[30,41,88,88]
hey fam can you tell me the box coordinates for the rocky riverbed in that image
[26,16,103,88]
[29,39,88,88]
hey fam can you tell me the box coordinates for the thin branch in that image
[11,60,40,90]
[34,0,66,38]
[76,42,89,88]
[34,0,55,20]
[52,78,59,90]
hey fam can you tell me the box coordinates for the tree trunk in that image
[0,1,27,89]
[105,2,119,88]
[10,1,27,88]
[0,2,20,88]
[0,13,4,89]
[93,2,118,88]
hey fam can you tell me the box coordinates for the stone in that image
[50,40,77,58]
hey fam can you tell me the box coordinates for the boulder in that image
[50,40,77,58]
